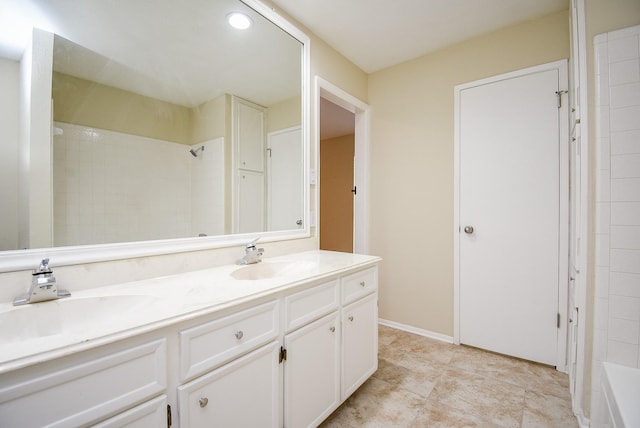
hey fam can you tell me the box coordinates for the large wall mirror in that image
[0,0,310,271]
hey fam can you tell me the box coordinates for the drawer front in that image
[93,395,167,428]
[0,339,166,428]
[284,280,339,332]
[341,267,378,304]
[180,300,279,381]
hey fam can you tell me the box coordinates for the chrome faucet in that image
[13,258,71,306]
[237,238,264,265]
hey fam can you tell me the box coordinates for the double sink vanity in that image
[0,250,380,427]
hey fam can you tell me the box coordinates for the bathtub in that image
[602,362,640,428]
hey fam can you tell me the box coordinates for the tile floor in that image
[321,325,577,427]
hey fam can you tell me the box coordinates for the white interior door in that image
[268,127,303,231]
[457,63,566,366]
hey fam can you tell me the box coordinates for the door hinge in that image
[279,346,287,363]
[557,313,561,329]
[167,405,172,427]
[351,186,357,195]
[556,90,568,108]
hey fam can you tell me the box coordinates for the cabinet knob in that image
[234,330,244,340]
[348,316,354,322]
[360,281,366,287]
[330,326,335,333]
[199,397,209,408]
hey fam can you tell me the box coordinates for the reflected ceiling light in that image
[227,12,252,30]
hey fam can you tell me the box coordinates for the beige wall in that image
[52,72,193,144]
[267,96,301,132]
[368,11,570,335]
[192,93,227,143]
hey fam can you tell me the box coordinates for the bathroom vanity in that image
[0,251,380,427]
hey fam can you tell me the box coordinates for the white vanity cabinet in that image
[178,341,281,427]
[0,337,167,428]
[176,300,280,427]
[342,292,378,398]
[0,255,380,428]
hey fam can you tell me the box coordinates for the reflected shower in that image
[190,146,205,157]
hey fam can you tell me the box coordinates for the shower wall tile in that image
[610,272,640,297]
[610,295,640,323]
[610,249,640,274]
[611,178,640,201]
[610,82,640,108]
[611,225,640,249]
[607,340,639,366]
[593,29,640,415]
[609,59,640,86]
[608,317,639,344]
[610,154,640,178]
[608,34,639,62]
[611,129,640,154]
[610,105,640,132]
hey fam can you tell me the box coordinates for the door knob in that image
[464,225,474,234]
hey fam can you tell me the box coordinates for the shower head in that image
[190,146,205,157]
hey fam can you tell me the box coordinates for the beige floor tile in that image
[429,367,525,427]
[320,377,426,428]
[373,357,440,398]
[323,326,576,428]
[522,390,578,428]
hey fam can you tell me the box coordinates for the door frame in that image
[315,77,370,254]
[453,60,569,370]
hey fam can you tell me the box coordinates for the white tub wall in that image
[0,58,20,251]
[591,24,640,427]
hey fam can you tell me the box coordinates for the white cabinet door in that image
[236,170,265,233]
[235,98,265,172]
[178,341,280,428]
[284,311,340,428]
[342,293,378,398]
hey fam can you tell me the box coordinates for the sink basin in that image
[0,295,161,344]
[231,261,317,280]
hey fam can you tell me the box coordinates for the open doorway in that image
[316,77,370,254]
[319,98,355,252]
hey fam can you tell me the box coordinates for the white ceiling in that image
[320,98,356,140]
[271,0,569,73]
[1,0,302,107]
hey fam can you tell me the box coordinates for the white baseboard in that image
[378,318,454,344]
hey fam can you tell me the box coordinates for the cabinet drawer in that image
[284,280,339,332]
[0,339,166,428]
[341,267,377,304]
[93,395,167,428]
[180,300,279,381]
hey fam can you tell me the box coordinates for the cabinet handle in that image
[199,397,209,408]
[330,326,335,332]
[234,330,244,340]
[360,281,366,287]
[348,316,354,322]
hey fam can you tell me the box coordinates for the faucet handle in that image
[33,258,52,275]
[246,237,260,249]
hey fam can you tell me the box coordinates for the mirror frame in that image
[0,0,310,273]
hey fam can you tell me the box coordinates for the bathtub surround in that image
[52,122,226,246]
[591,24,640,427]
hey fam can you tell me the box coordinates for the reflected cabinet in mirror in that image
[0,0,309,268]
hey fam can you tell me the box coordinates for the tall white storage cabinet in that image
[232,96,266,233]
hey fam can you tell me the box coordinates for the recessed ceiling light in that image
[227,12,252,30]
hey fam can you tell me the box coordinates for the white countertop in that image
[0,250,380,373]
